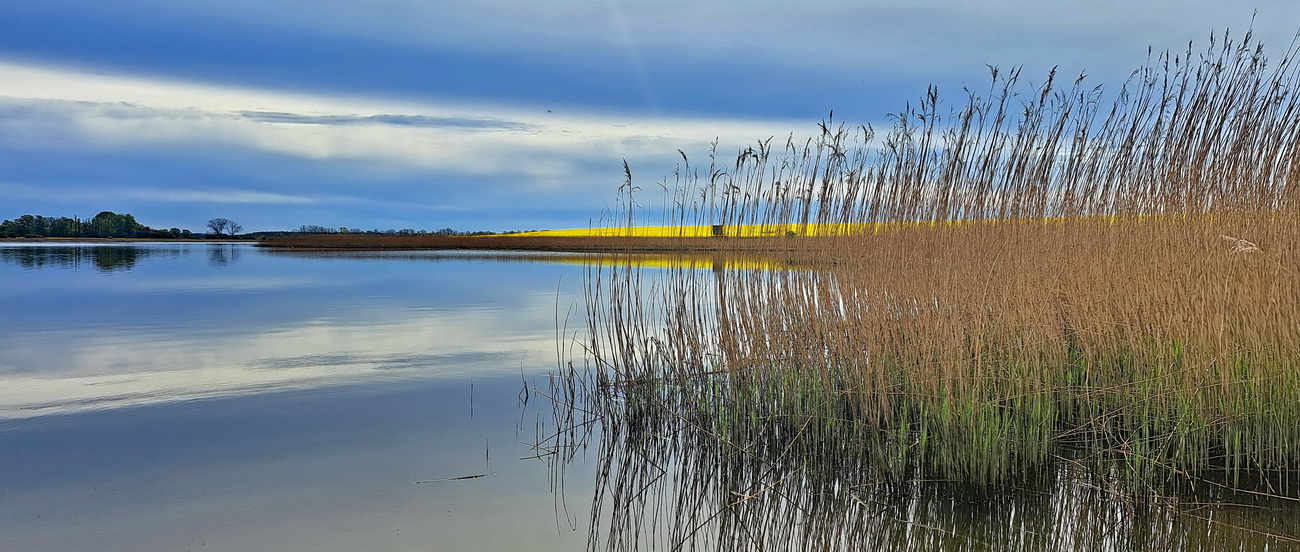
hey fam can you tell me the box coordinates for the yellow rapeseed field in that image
[508,221,997,238]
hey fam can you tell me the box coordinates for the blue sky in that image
[1,1,1297,232]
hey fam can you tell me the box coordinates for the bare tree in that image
[206,218,243,237]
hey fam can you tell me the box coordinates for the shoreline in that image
[255,234,808,253]
[0,237,251,243]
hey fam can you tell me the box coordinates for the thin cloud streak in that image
[236,111,533,130]
[127,189,318,205]
[0,181,317,206]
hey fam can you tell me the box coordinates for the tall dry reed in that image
[546,28,1300,551]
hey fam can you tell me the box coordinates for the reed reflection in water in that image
[541,251,1300,552]
[547,373,1300,551]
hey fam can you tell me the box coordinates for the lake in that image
[3,241,1298,551]
[0,242,594,552]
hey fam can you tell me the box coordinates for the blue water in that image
[0,242,592,551]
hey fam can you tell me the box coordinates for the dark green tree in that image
[87,211,142,238]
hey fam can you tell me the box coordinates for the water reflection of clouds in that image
[0,242,598,552]
[7,275,327,296]
[0,299,563,419]
[0,243,584,420]
[123,275,322,292]
[0,309,556,418]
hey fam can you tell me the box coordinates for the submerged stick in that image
[415,473,497,484]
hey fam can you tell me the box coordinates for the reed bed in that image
[541,29,1300,550]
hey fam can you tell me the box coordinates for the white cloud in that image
[0,59,808,187]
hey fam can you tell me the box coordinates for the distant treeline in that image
[0,212,195,239]
[293,225,499,236]
[2,213,524,239]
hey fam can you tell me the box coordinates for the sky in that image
[1,2,1297,233]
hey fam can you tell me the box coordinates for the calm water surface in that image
[0,242,593,552]
[7,243,1297,551]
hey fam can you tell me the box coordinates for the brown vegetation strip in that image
[259,233,828,253]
